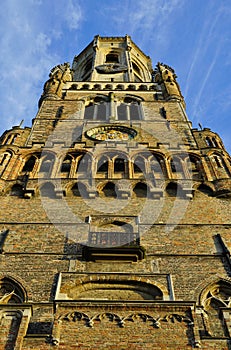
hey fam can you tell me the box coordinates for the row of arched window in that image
[20,152,202,180]
[84,96,142,121]
[1,150,231,180]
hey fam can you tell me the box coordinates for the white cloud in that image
[0,0,84,133]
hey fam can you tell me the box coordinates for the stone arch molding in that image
[199,278,231,309]
[0,275,28,303]
[57,275,169,301]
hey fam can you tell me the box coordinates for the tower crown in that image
[72,35,153,82]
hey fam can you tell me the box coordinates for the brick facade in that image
[0,35,231,349]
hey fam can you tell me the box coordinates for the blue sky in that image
[0,0,230,152]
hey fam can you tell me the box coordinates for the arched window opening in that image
[0,151,12,176]
[84,98,107,120]
[114,158,125,173]
[202,281,231,337]
[97,156,109,174]
[133,182,147,198]
[22,156,37,173]
[10,184,24,197]
[130,102,140,120]
[0,277,25,303]
[71,183,87,197]
[117,97,142,121]
[82,58,93,79]
[102,182,117,198]
[4,134,18,145]
[39,154,54,174]
[84,103,94,120]
[212,137,219,148]
[188,156,201,179]
[212,154,230,178]
[0,154,8,166]
[132,62,141,75]
[197,184,213,197]
[40,182,56,198]
[61,155,72,173]
[96,102,107,120]
[170,157,184,178]
[214,155,222,168]
[106,53,119,63]
[166,182,178,197]
[0,152,12,166]
[76,154,91,174]
[134,156,145,174]
[117,103,127,121]
[205,137,214,147]
[150,155,166,178]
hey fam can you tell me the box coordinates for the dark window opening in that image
[134,157,145,173]
[130,103,140,120]
[10,184,24,198]
[205,137,214,147]
[102,182,117,197]
[166,182,178,197]
[84,103,94,120]
[214,156,222,168]
[114,158,125,172]
[61,156,72,173]
[0,154,8,166]
[132,62,141,75]
[117,104,127,120]
[40,155,54,173]
[133,182,147,197]
[22,156,36,172]
[106,53,119,63]
[96,103,107,120]
[82,59,93,78]
[71,183,87,197]
[77,154,90,173]
[97,157,108,173]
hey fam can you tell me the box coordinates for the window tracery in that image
[0,277,25,303]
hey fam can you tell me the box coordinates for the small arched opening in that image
[133,182,148,198]
[102,182,117,198]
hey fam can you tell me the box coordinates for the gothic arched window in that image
[117,97,142,121]
[22,155,37,173]
[0,277,26,303]
[106,53,119,63]
[84,96,107,120]
[170,156,184,178]
[39,153,55,175]
[187,155,201,180]
[133,156,146,175]
[97,156,109,176]
[0,151,12,176]
[61,155,72,174]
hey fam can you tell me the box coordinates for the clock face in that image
[95,63,128,74]
[85,126,137,141]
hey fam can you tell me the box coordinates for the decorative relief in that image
[60,311,193,329]
[85,125,137,141]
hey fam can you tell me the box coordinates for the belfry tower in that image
[0,36,231,349]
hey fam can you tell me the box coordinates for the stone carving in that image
[61,311,193,329]
[42,63,72,98]
[155,62,183,99]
